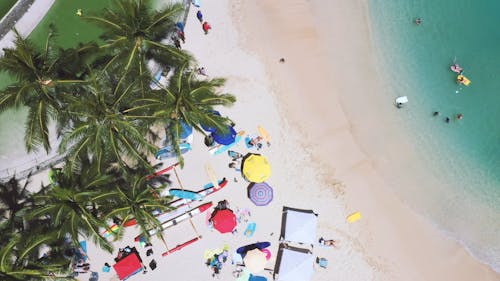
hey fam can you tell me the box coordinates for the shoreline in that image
[234,0,498,279]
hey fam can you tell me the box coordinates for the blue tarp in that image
[212,126,236,145]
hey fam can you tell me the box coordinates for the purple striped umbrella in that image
[247,182,273,206]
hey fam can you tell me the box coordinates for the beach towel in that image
[244,222,256,238]
[192,0,201,7]
[149,259,157,270]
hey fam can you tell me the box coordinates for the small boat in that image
[395,96,408,108]
[450,64,463,73]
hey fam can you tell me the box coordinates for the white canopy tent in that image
[279,206,318,246]
[273,244,315,281]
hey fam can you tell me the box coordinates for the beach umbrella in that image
[212,125,237,145]
[179,120,193,139]
[249,275,267,281]
[247,182,273,206]
[243,249,268,274]
[211,209,237,233]
[241,153,271,183]
[166,119,192,139]
[237,242,271,257]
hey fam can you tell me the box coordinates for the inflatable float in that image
[457,74,471,86]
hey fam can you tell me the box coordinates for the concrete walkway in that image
[0,0,55,55]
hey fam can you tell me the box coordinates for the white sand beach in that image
[10,0,499,280]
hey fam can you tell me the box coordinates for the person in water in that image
[445,117,450,123]
[457,76,465,85]
[452,64,463,74]
[457,113,463,120]
[415,18,422,25]
[433,111,439,116]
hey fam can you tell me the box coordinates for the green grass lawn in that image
[0,0,112,88]
[29,0,112,48]
[0,0,17,20]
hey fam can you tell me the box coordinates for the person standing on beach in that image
[176,22,184,32]
[177,29,185,43]
[203,21,212,34]
[197,10,203,23]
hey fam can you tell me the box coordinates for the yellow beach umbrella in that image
[241,153,271,183]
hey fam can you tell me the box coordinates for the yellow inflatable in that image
[457,74,471,86]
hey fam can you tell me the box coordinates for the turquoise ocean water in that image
[369,0,500,271]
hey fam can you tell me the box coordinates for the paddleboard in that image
[169,189,203,200]
[457,74,471,86]
[258,125,271,143]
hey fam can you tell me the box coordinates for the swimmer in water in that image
[415,18,422,25]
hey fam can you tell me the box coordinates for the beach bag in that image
[149,259,157,270]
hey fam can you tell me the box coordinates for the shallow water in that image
[369,0,500,271]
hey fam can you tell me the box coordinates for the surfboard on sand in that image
[121,179,228,231]
[169,178,228,200]
[162,236,202,257]
[146,162,179,180]
[135,202,213,239]
[258,125,271,143]
[205,163,219,190]
[347,211,362,223]
[169,189,203,200]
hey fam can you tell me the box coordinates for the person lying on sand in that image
[319,237,338,248]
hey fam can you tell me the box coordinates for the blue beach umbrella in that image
[212,126,237,145]
[249,274,267,281]
[201,110,221,133]
[179,120,193,139]
[166,120,192,139]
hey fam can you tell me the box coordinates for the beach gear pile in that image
[204,245,230,277]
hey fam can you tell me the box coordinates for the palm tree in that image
[0,232,73,280]
[0,175,34,231]
[58,70,158,173]
[83,0,192,95]
[126,64,236,165]
[27,175,115,253]
[102,165,173,241]
[0,28,98,153]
